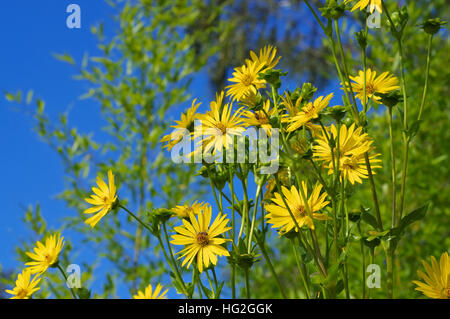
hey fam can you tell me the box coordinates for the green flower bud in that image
[258,69,287,90]
[300,82,317,101]
[375,91,403,108]
[419,18,447,35]
[319,0,346,20]
[355,31,367,50]
[326,105,347,122]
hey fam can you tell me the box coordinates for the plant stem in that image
[418,35,433,121]
[291,238,311,299]
[205,270,216,298]
[387,107,397,227]
[255,238,288,298]
[248,183,263,253]
[228,169,236,299]
[244,268,251,299]
[121,204,188,297]
[56,264,78,299]
[357,222,366,299]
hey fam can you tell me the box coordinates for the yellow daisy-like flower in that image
[226,60,267,102]
[193,100,246,155]
[345,69,399,104]
[412,252,449,299]
[132,283,169,299]
[84,170,118,228]
[265,182,330,233]
[5,269,41,299]
[171,206,231,273]
[160,99,201,151]
[348,0,382,13]
[247,45,281,70]
[313,124,381,184]
[280,91,303,116]
[25,233,65,274]
[172,201,210,219]
[286,93,334,132]
[242,100,276,136]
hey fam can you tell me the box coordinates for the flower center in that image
[196,232,209,247]
[342,156,358,170]
[16,288,28,299]
[366,83,375,95]
[443,286,450,298]
[254,112,268,124]
[44,254,53,264]
[294,205,306,219]
[242,74,254,86]
[215,123,227,134]
[303,103,315,116]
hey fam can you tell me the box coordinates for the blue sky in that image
[0,0,118,277]
[0,1,351,298]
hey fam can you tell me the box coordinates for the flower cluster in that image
[6,233,64,299]
[6,0,447,300]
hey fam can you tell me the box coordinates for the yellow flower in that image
[412,252,449,299]
[345,69,399,104]
[280,91,303,116]
[313,124,381,184]
[348,0,382,13]
[286,93,334,132]
[5,269,41,299]
[172,201,210,219]
[133,283,169,299]
[160,99,201,151]
[226,60,267,102]
[193,100,245,155]
[247,45,281,70]
[84,170,118,228]
[242,100,276,136]
[171,206,231,273]
[265,181,330,233]
[25,233,65,274]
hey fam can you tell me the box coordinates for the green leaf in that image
[407,119,422,140]
[26,90,34,104]
[360,206,379,230]
[399,203,430,232]
[52,52,75,65]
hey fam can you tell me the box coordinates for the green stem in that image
[357,222,366,299]
[255,238,288,298]
[120,205,153,234]
[162,221,190,295]
[244,268,251,299]
[205,270,216,298]
[387,107,397,227]
[291,238,311,299]
[120,205,190,296]
[228,169,236,299]
[248,183,264,253]
[418,35,433,121]
[334,19,361,122]
[386,247,394,298]
[56,264,78,299]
